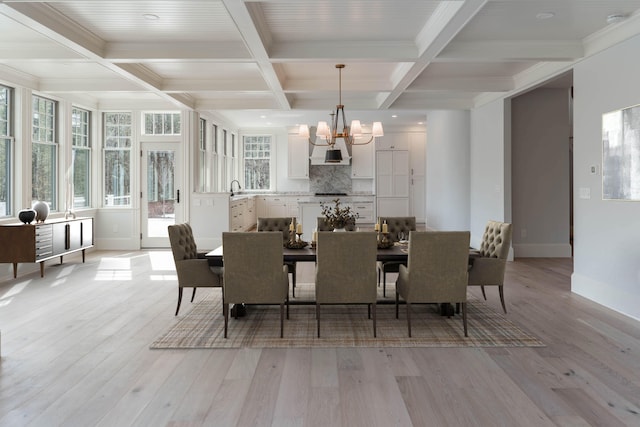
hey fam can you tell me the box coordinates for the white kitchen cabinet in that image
[351,139,375,178]
[376,150,409,197]
[409,132,426,222]
[287,135,309,178]
[377,197,410,217]
[375,133,409,151]
[257,196,301,220]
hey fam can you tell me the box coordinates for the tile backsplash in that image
[309,165,352,193]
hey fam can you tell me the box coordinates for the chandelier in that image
[299,64,384,163]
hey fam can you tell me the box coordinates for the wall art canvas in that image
[602,104,640,200]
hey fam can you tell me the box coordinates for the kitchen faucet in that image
[230,179,241,196]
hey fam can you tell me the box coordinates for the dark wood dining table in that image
[205,242,409,264]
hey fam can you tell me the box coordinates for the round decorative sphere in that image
[18,209,36,224]
[32,201,50,222]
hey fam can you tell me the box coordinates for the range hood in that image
[310,138,351,165]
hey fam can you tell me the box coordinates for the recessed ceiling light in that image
[260,115,267,119]
[418,122,424,125]
[536,12,555,20]
[391,115,398,118]
[606,14,628,24]
[143,13,159,20]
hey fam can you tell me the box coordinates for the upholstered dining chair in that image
[468,220,513,313]
[257,217,298,297]
[376,216,416,297]
[168,223,223,316]
[395,231,470,337]
[316,216,357,231]
[222,232,289,338]
[315,231,378,337]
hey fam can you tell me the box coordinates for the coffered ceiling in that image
[1,0,640,128]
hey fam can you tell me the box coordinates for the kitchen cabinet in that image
[376,150,410,217]
[409,132,426,222]
[257,196,300,220]
[0,217,94,278]
[375,133,409,151]
[351,139,375,178]
[287,135,309,179]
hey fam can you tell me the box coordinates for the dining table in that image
[205,241,410,265]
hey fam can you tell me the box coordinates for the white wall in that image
[572,34,640,321]
[426,110,470,231]
[469,99,512,249]
[511,88,572,257]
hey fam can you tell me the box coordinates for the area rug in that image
[150,283,544,349]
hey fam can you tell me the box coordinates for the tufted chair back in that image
[168,223,198,261]
[379,217,416,242]
[257,217,295,243]
[478,220,512,259]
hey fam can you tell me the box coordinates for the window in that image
[211,124,218,191]
[103,112,132,206]
[243,135,272,190]
[0,85,11,217]
[198,118,206,192]
[71,107,91,208]
[142,112,181,135]
[32,95,57,210]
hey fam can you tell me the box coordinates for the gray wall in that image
[511,88,572,257]
[572,33,640,320]
[426,110,470,231]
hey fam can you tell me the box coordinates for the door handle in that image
[176,189,180,203]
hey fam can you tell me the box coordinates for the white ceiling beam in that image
[0,43,82,60]
[221,0,290,110]
[378,0,488,110]
[105,42,253,62]
[283,78,393,92]
[437,41,584,62]
[407,76,514,92]
[39,78,144,92]
[269,41,418,62]
[162,79,270,92]
[0,63,39,89]
[196,97,280,110]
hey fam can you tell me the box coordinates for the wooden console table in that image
[0,217,94,278]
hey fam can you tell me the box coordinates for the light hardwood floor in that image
[0,251,639,426]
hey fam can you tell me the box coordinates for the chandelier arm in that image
[348,135,374,145]
[307,138,333,147]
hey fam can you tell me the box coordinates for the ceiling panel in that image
[453,0,640,42]
[50,0,242,42]
[260,0,441,42]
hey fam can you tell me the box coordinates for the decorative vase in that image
[18,209,36,224]
[32,200,50,223]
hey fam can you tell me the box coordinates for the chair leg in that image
[481,285,487,300]
[368,303,371,319]
[175,288,183,316]
[223,303,229,338]
[280,303,284,338]
[462,302,468,337]
[378,267,381,287]
[286,295,290,320]
[292,265,296,298]
[190,287,197,302]
[372,303,377,338]
[316,304,321,338]
[499,285,507,314]
[383,272,387,297]
[406,301,412,337]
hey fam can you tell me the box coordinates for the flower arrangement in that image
[320,198,358,229]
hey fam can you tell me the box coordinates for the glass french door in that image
[141,142,182,247]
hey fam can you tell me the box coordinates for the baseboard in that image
[512,243,572,258]
[571,272,640,321]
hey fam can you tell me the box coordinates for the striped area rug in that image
[150,283,544,349]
